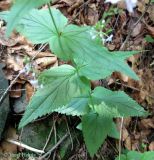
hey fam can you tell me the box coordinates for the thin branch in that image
[40,133,69,159]
[6,139,44,154]
[119,117,124,160]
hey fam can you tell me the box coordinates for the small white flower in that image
[29,79,39,88]
[89,28,98,40]
[105,0,137,13]
[102,37,106,44]
[102,19,105,24]
[105,34,113,42]
[105,0,121,4]
[125,0,137,13]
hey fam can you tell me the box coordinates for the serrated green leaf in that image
[141,151,154,160]
[145,35,154,43]
[54,97,90,116]
[56,25,139,80]
[108,122,120,139]
[77,121,120,139]
[3,8,139,80]
[92,87,147,117]
[19,65,90,128]
[6,0,51,36]
[115,155,127,160]
[82,113,112,157]
[116,151,154,160]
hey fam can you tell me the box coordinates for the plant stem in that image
[47,3,59,35]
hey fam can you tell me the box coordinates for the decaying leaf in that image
[35,56,57,68]
[0,27,18,47]
[25,82,34,102]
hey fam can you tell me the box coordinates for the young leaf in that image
[19,65,90,128]
[92,87,147,117]
[6,0,51,36]
[54,97,90,116]
[82,113,112,157]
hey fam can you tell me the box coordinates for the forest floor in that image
[0,0,154,160]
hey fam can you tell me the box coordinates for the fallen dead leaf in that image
[0,27,18,47]
[149,141,154,151]
[9,83,22,98]
[27,51,55,59]
[140,118,154,129]
[147,5,154,23]
[26,82,34,102]
[124,136,132,150]
[146,24,154,37]
[131,23,143,37]
[0,0,11,10]
[35,56,57,68]
[6,55,24,72]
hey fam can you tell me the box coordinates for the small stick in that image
[119,117,124,160]
[6,139,44,154]
[40,133,69,159]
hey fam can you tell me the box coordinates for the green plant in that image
[0,0,148,157]
[145,35,154,43]
[116,151,154,160]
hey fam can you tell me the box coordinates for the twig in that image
[119,117,124,160]
[42,125,54,152]
[53,120,57,144]
[6,139,44,154]
[40,133,69,159]
[66,118,74,150]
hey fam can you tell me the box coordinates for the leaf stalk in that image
[47,3,59,36]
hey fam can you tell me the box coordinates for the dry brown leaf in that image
[122,127,129,141]
[137,0,149,13]
[149,142,154,151]
[35,56,57,68]
[85,3,99,25]
[140,118,154,129]
[61,0,76,6]
[26,83,34,102]
[27,51,54,59]
[147,5,154,23]
[123,118,131,128]
[6,55,24,71]
[146,25,154,37]
[124,136,132,150]
[0,27,18,47]
[131,23,143,37]
[0,127,18,153]
[9,83,22,98]
[0,0,11,10]
[1,141,17,153]
[68,0,83,13]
